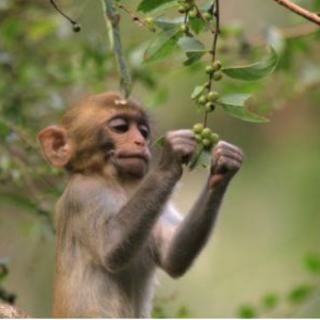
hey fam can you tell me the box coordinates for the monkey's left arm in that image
[153,141,243,278]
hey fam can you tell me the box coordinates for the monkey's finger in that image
[214,156,241,174]
[167,130,195,140]
[215,141,243,157]
[169,137,197,148]
[213,148,243,163]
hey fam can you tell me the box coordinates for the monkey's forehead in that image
[85,92,143,109]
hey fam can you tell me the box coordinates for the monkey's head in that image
[38,92,151,180]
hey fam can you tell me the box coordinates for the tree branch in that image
[0,301,29,318]
[101,0,132,98]
[272,0,320,26]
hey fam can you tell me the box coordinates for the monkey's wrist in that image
[155,162,182,181]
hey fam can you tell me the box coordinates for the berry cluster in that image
[193,124,220,149]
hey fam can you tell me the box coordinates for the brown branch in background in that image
[272,0,320,26]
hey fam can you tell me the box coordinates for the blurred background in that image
[0,0,320,318]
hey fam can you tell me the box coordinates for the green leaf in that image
[184,52,205,66]
[304,254,320,274]
[191,85,206,100]
[262,293,279,310]
[189,18,207,34]
[175,306,190,318]
[155,18,181,31]
[143,29,182,64]
[178,37,206,53]
[152,135,165,148]
[189,148,211,170]
[238,306,257,319]
[222,48,278,81]
[137,0,177,13]
[288,285,314,304]
[218,94,269,123]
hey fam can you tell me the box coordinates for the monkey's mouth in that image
[118,154,149,164]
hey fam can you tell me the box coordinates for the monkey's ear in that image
[38,125,72,168]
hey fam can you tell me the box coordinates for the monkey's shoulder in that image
[56,174,126,221]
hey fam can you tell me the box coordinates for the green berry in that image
[207,91,219,102]
[72,23,81,33]
[183,3,192,10]
[145,17,154,24]
[195,134,202,143]
[178,5,186,13]
[213,71,223,81]
[189,9,197,18]
[198,95,207,105]
[201,127,212,139]
[212,60,222,71]
[202,138,212,148]
[180,24,188,33]
[193,123,204,134]
[205,65,214,75]
[203,12,212,20]
[205,102,215,112]
[210,133,220,144]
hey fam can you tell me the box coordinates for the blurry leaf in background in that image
[304,254,320,274]
[238,305,257,319]
[261,293,279,311]
[288,285,315,304]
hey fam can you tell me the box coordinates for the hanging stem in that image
[102,0,132,98]
[203,0,220,127]
[49,0,77,25]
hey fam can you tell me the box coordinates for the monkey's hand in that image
[158,130,196,178]
[209,141,243,189]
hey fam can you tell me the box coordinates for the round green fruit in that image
[210,133,220,144]
[195,134,202,143]
[180,24,188,33]
[193,123,204,134]
[178,5,186,13]
[212,60,222,71]
[203,12,212,20]
[213,71,223,81]
[201,127,212,139]
[205,102,215,113]
[205,65,214,75]
[202,138,212,148]
[189,9,197,18]
[207,91,219,102]
[198,95,207,105]
[145,17,154,24]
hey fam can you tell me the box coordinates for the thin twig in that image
[193,4,215,34]
[272,0,320,26]
[116,3,156,32]
[102,0,132,98]
[49,0,77,25]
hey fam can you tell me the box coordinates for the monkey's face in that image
[102,110,151,179]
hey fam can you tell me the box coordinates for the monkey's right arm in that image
[70,130,196,272]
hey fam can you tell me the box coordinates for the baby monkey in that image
[38,92,243,318]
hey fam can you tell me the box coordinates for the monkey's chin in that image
[115,158,149,180]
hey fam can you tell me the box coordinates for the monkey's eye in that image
[109,118,129,134]
[139,125,149,139]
